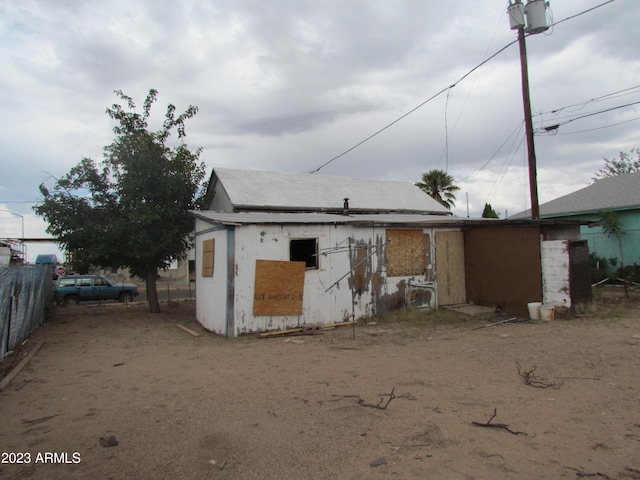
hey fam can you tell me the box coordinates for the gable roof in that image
[511,172,640,219]
[206,167,451,215]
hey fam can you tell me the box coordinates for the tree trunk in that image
[145,271,161,313]
[619,237,629,299]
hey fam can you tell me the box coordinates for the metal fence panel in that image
[0,265,52,359]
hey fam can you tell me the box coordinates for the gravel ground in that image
[0,297,639,479]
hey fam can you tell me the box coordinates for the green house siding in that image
[575,210,640,275]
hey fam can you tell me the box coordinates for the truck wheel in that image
[119,292,133,303]
[64,295,80,305]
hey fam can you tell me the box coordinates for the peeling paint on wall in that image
[375,280,407,314]
[347,239,372,295]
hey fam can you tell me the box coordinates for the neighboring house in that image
[511,172,640,276]
[0,240,23,266]
[194,167,589,337]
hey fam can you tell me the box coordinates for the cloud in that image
[0,0,638,246]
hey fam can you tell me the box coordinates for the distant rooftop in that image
[511,172,640,219]
[207,167,452,215]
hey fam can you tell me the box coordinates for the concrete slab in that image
[443,304,495,316]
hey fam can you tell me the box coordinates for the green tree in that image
[34,89,206,312]
[415,169,460,209]
[600,211,629,298]
[593,148,640,180]
[481,203,500,218]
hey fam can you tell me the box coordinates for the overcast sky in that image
[1,0,639,262]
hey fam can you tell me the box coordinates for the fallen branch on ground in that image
[623,467,640,479]
[258,322,352,338]
[516,361,563,389]
[472,317,519,330]
[471,408,527,436]
[333,388,397,410]
[566,466,611,479]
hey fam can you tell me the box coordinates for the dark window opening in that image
[188,260,196,282]
[290,238,318,269]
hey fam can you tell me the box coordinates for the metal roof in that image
[511,172,640,219]
[192,210,585,228]
[192,211,454,226]
[210,167,451,215]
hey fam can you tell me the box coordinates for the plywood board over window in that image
[201,239,215,277]
[386,229,426,276]
[253,260,306,316]
[435,231,466,305]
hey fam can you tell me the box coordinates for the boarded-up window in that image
[253,260,305,316]
[386,229,426,276]
[201,239,215,277]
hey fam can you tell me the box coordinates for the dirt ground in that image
[1,292,639,480]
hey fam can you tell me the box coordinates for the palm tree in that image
[415,169,460,209]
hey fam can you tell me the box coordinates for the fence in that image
[0,265,52,360]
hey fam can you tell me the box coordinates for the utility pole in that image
[508,0,549,220]
[517,26,540,220]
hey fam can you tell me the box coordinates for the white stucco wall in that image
[231,224,370,334]
[195,221,438,337]
[195,219,230,336]
[541,239,571,307]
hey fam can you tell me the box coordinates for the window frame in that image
[289,238,319,270]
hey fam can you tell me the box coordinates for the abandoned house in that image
[193,167,590,337]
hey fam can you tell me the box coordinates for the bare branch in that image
[472,408,528,436]
[516,361,563,389]
[333,388,397,410]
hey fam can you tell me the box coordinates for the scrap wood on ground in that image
[258,321,352,338]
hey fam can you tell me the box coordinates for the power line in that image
[543,115,640,136]
[436,4,507,171]
[550,0,616,28]
[534,85,640,118]
[486,135,526,207]
[307,0,618,175]
[460,121,524,189]
[306,39,518,174]
[444,87,452,172]
[535,100,640,133]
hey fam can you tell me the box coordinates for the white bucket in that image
[539,304,555,321]
[527,302,542,320]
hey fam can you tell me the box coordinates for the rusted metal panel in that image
[348,239,373,295]
[464,226,541,315]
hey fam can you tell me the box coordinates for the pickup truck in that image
[54,275,139,305]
